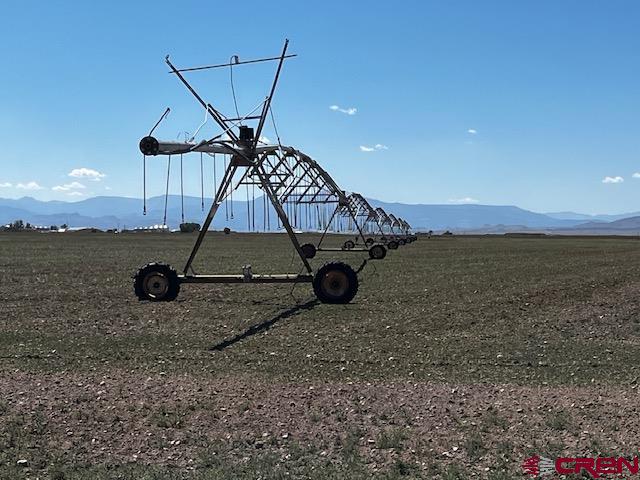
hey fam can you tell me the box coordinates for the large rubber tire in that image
[369,244,387,260]
[313,262,359,304]
[398,239,406,246]
[387,240,399,250]
[134,262,180,302]
[301,243,317,259]
[343,240,355,250]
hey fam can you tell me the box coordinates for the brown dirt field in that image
[2,372,640,477]
[1,232,640,478]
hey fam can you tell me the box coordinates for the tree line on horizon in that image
[2,219,68,232]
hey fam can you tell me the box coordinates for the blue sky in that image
[0,0,638,214]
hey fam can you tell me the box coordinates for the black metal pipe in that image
[165,56,239,143]
[171,54,297,73]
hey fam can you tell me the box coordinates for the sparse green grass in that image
[1,232,640,477]
[3,232,640,384]
[376,427,408,450]
[464,432,486,461]
[153,405,186,429]
[340,427,363,463]
[483,410,508,430]
[545,410,572,431]
[1,459,417,480]
[442,464,468,480]
[546,441,566,457]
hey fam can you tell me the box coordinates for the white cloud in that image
[0,182,11,188]
[633,172,640,179]
[330,104,357,115]
[68,167,106,181]
[105,186,112,191]
[449,197,479,204]
[52,181,86,192]
[602,176,624,184]
[67,191,85,197]
[16,181,43,190]
[360,144,389,152]
[467,129,477,134]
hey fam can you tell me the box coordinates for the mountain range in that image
[1,195,639,234]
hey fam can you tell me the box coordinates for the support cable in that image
[142,155,147,215]
[180,154,185,224]
[267,191,271,230]
[189,107,209,142]
[229,55,241,122]
[224,155,229,221]
[213,153,217,190]
[163,155,172,226]
[270,107,284,149]
[263,190,266,231]
[148,107,170,136]
[229,156,234,219]
[200,152,205,211]
[246,183,251,231]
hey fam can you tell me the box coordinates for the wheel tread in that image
[133,262,180,302]
[312,261,359,304]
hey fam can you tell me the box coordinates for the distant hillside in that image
[545,211,640,222]
[0,195,637,232]
[367,200,583,230]
[573,216,640,232]
[0,196,265,231]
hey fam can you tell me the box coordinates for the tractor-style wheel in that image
[343,240,355,250]
[387,240,399,250]
[313,262,359,304]
[398,239,406,246]
[365,237,374,246]
[368,244,387,260]
[301,243,317,259]
[134,263,180,302]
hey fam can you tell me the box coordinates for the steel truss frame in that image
[319,193,384,247]
[138,40,378,291]
[375,208,404,240]
[134,39,421,307]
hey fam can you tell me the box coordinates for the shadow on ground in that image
[209,298,320,351]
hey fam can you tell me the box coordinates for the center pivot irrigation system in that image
[133,40,416,304]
